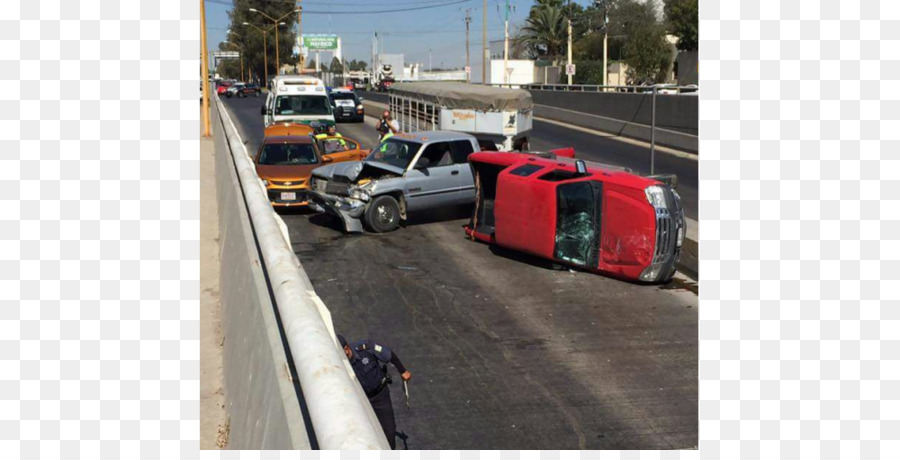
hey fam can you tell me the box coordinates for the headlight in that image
[349,188,370,200]
[357,104,364,110]
[639,264,663,282]
[645,185,667,209]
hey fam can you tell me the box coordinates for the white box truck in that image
[388,82,533,151]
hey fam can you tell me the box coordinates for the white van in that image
[262,76,335,128]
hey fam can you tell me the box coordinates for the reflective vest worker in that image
[315,125,347,147]
[338,334,411,449]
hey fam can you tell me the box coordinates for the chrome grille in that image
[325,180,350,196]
[653,208,673,264]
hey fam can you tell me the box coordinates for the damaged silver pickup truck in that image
[308,131,481,233]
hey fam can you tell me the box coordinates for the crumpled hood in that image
[312,161,404,181]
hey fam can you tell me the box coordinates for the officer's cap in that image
[337,334,348,348]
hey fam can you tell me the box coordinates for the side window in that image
[418,142,453,168]
[450,140,476,164]
[344,140,358,151]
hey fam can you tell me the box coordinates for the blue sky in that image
[206,0,593,77]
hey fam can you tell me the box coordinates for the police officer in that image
[338,334,411,449]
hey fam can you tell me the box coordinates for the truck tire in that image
[364,195,401,233]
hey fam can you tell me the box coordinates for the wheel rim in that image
[376,205,394,226]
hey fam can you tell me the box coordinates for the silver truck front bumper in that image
[308,190,368,233]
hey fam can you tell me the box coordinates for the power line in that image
[302,0,475,14]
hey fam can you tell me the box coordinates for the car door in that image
[404,141,461,212]
[319,136,366,163]
[263,93,274,126]
[449,140,477,204]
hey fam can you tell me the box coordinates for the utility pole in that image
[503,0,510,85]
[298,1,304,71]
[429,48,433,72]
[603,5,609,87]
[200,0,210,137]
[482,0,487,84]
[465,9,472,83]
[567,0,573,85]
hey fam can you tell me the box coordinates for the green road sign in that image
[302,35,338,51]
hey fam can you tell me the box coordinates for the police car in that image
[329,89,365,123]
[261,75,336,128]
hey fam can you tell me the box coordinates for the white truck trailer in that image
[387,82,533,151]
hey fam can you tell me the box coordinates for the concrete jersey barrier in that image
[214,94,390,450]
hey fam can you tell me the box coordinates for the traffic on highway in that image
[215,77,698,449]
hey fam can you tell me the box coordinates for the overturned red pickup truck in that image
[464,152,685,283]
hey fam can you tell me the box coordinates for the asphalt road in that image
[220,95,698,450]
[358,90,698,221]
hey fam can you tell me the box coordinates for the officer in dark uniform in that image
[338,334,411,449]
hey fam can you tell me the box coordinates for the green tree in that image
[220,0,300,81]
[609,0,671,84]
[664,0,698,51]
[520,1,568,64]
[329,57,344,73]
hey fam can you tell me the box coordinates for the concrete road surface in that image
[220,96,698,450]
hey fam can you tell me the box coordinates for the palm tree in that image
[520,3,568,64]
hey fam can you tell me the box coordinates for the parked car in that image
[464,152,685,283]
[255,124,368,208]
[216,80,234,95]
[225,83,246,98]
[238,83,262,97]
[328,89,365,123]
[308,131,481,233]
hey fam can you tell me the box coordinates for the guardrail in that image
[213,94,390,450]
[487,83,700,95]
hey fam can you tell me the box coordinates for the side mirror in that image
[414,157,431,169]
[322,156,335,163]
[260,105,267,115]
[358,97,365,101]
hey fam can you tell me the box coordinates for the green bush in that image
[573,60,607,85]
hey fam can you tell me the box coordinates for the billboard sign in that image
[302,34,339,51]
[213,51,240,59]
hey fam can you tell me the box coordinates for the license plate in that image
[281,192,297,201]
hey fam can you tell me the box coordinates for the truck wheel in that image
[364,195,400,233]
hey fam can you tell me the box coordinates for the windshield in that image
[365,138,422,169]
[330,93,356,101]
[258,143,319,166]
[274,95,332,116]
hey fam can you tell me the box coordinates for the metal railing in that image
[487,83,699,95]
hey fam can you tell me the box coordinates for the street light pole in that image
[465,9,471,83]
[603,6,608,87]
[482,0,487,84]
[243,22,275,85]
[566,0,573,85]
[250,7,300,75]
[200,0,210,137]
[503,0,509,85]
